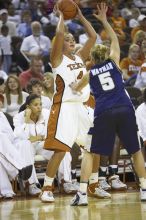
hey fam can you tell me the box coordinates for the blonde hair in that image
[91,44,108,64]
[129,43,139,51]
[133,30,146,44]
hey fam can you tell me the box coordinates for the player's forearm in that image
[79,15,96,39]
[102,19,118,43]
[56,14,65,35]
[76,74,89,91]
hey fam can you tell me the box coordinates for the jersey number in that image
[98,72,115,91]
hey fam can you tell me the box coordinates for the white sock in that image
[100,166,107,172]
[139,178,146,189]
[109,165,118,169]
[89,172,98,185]
[79,182,88,194]
[44,175,54,187]
[145,163,146,168]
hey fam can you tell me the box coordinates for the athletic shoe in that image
[29,184,41,196]
[40,186,55,203]
[98,177,111,191]
[88,182,111,198]
[3,193,15,199]
[140,188,146,201]
[70,191,88,206]
[63,182,78,194]
[109,175,127,190]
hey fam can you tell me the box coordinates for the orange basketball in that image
[58,0,78,20]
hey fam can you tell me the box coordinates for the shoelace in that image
[102,180,110,186]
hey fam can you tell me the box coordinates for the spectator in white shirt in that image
[26,78,52,109]
[136,88,146,165]
[0,50,8,81]
[0,9,16,37]
[7,4,21,26]
[3,74,28,117]
[0,25,12,74]
[20,21,51,62]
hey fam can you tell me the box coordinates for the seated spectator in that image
[134,38,146,89]
[0,9,16,37]
[0,50,8,81]
[100,20,126,46]
[136,88,146,166]
[133,30,146,48]
[129,8,141,28]
[131,14,146,40]
[19,56,44,90]
[120,44,142,80]
[7,4,21,26]
[26,78,52,109]
[17,10,32,38]
[0,110,32,199]
[20,21,51,62]
[42,72,54,100]
[0,25,12,74]
[3,74,28,117]
[111,8,126,30]
[14,94,77,195]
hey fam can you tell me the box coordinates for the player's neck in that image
[64,52,75,61]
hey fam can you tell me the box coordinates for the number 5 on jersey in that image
[98,72,115,91]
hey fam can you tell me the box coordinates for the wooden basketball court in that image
[1,191,146,220]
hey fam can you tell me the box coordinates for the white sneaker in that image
[70,191,88,206]
[140,188,146,201]
[99,177,111,191]
[109,175,127,190]
[29,184,41,196]
[40,191,55,203]
[63,182,78,194]
[3,193,15,199]
[88,182,111,199]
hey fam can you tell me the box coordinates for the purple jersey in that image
[89,58,133,116]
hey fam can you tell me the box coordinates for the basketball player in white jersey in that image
[40,4,97,202]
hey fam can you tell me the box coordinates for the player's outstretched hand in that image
[93,2,108,23]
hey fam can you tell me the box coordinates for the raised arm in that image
[50,5,65,68]
[76,5,97,62]
[93,3,120,66]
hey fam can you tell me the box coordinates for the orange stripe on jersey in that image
[140,66,146,74]
[44,75,70,152]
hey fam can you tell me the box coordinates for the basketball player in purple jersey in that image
[70,3,146,206]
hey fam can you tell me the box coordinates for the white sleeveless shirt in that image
[52,55,90,103]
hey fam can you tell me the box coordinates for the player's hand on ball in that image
[53,3,63,17]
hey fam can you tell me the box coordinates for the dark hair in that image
[143,88,146,103]
[0,94,4,103]
[19,94,40,112]
[1,24,8,31]
[26,78,43,94]
[0,77,4,85]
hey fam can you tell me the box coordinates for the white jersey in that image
[52,54,90,103]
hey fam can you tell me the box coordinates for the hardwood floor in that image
[0,191,146,220]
